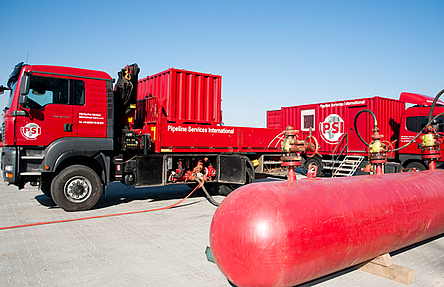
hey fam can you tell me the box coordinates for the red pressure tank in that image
[210,170,444,287]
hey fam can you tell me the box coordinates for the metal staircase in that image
[332,155,365,177]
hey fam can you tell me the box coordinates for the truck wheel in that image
[51,165,102,212]
[40,179,52,198]
[404,162,426,172]
[216,165,254,196]
[304,157,323,177]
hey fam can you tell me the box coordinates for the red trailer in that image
[0,63,282,211]
[267,93,444,176]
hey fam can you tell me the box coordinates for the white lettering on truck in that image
[167,125,235,134]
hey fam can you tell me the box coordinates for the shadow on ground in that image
[35,181,222,211]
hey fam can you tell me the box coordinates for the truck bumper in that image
[1,147,17,184]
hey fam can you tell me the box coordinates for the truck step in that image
[21,156,45,160]
[20,172,42,176]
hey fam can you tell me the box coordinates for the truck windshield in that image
[4,62,24,111]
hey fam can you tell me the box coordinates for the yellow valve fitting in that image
[281,126,297,153]
[281,138,292,153]
[369,140,382,153]
[422,133,435,147]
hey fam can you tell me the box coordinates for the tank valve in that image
[420,125,443,170]
[364,127,393,175]
[281,126,305,181]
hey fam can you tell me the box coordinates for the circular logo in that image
[320,114,344,144]
[20,123,41,140]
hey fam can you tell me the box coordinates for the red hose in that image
[0,180,205,231]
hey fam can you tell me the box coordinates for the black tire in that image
[304,157,323,177]
[51,165,102,212]
[40,179,52,198]
[215,184,236,196]
[216,163,254,196]
[404,162,427,172]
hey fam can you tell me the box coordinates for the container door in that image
[348,106,367,152]
[15,75,72,146]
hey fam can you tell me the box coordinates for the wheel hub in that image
[64,177,92,203]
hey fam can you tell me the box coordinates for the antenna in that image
[26,52,29,63]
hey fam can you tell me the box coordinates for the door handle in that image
[64,123,73,132]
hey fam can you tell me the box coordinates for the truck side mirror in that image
[0,85,11,95]
[20,74,30,95]
[19,95,28,106]
[13,95,29,116]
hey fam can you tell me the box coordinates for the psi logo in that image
[320,114,344,144]
[21,123,41,140]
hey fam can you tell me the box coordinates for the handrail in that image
[331,133,348,166]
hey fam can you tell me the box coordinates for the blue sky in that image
[1,0,443,127]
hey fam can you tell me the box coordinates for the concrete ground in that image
[1,176,444,286]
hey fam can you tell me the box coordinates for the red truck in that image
[0,62,282,211]
[267,93,444,176]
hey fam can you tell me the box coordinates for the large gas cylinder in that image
[210,170,444,287]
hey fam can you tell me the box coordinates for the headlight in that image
[4,165,13,172]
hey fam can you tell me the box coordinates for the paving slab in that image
[1,176,444,286]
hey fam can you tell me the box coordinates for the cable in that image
[0,180,207,231]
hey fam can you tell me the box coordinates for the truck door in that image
[348,106,367,152]
[15,75,73,146]
[72,79,108,138]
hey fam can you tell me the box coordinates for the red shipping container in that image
[137,68,222,125]
[268,97,406,155]
[266,110,282,129]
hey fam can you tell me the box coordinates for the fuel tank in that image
[209,170,444,287]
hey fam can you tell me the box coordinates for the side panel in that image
[159,123,239,152]
[240,127,283,151]
[218,155,245,184]
[135,155,164,186]
[155,123,282,153]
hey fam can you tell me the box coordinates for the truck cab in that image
[397,92,444,169]
[1,63,114,210]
